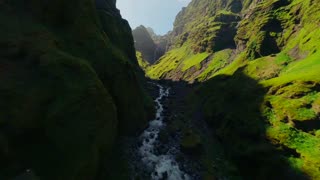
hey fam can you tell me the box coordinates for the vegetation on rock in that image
[1,0,320,179]
[0,0,153,179]
[143,0,320,179]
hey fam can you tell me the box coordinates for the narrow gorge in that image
[1,0,320,180]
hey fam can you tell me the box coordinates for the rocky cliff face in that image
[132,25,157,64]
[146,27,168,58]
[145,0,320,179]
[146,0,253,81]
[132,25,167,64]
[0,0,152,179]
[146,0,319,82]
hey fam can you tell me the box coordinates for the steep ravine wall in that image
[132,25,167,66]
[0,0,152,179]
[144,0,320,179]
[146,0,320,82]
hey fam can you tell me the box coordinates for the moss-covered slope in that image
[146,0,320,82]
[136,51,150,71]
[146,0,320,179]
[0,0,152,179]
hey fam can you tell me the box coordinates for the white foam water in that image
[138,84,190,180]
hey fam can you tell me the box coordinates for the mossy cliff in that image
[144,0,320,179]
[146,0,320,82]
[0,0,152,179]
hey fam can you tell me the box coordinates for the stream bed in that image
[129,83,191,180]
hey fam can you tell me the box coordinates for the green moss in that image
[182,52,209,71]
[266,82,318,123]
[274,53,293,65]
[146,0,320,178]
[312,97,320,114]
[146,44,191,79]
[0,0,152,179]
[261,79,320,178]
[266,123,320,179]
[264,52,320,86]
[287,157,304,172]
[136,51,150,70]
[190,70,305,179]
[214,52,247,76]
[245,56,282,80]
[196,49,234,81]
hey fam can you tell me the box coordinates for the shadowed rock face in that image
[132,25,167,64]
[0,0,152,179]
[96,0,138,64]
[132,25,157,64]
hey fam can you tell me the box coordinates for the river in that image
[132,83,191,180]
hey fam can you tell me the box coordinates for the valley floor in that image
[121,79,314,179]
[113,81,241,179]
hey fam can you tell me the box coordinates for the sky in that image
[116,0,191,35]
